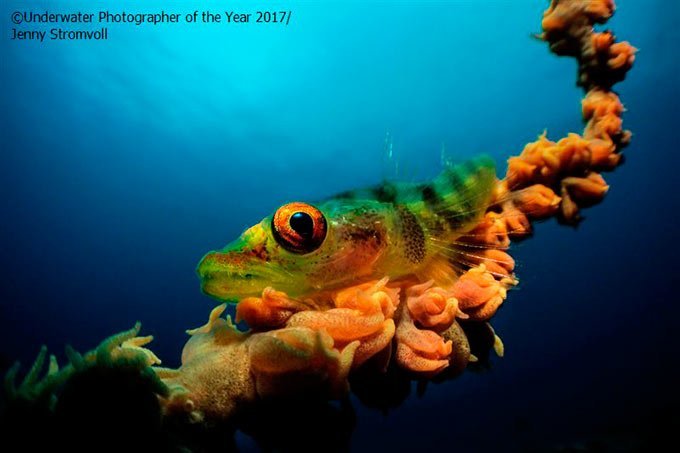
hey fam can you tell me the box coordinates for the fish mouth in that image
[199,272,267,300]
[196,251,280,301]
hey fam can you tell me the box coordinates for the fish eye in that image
[272,202,327,254]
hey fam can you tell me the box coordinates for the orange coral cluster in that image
[159,304,361,421]
[448,0,635,335]
[502,0,635,224]
[237,278,400,369]
[444,0,635,336]
[234,265,511,377]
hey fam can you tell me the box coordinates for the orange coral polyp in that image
[584,0,615,21]
[564,172,608,199]
[287,309,386,343]
[236,287,308,329]
[395,307,453,373]
[468,249,516,278]
[465,212,512,249]
[582,90,624,120]
[334,277,400,318]
[405,281,461,330]
[512,184,561,218]
[608,41,636,69]
[395,342,450,374]
[351,319,395,368]
[451,266,508,320]
[592,31,615,52]
[398,329,452,360]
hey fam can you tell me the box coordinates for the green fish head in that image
[197,201,389,301]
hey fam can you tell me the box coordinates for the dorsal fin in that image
[331,155,496,212]
[415,155,496,230]
[411,156,498,286]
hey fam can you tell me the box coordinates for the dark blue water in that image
[1,1,678,451]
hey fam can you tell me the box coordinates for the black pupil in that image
[290,212,314,238]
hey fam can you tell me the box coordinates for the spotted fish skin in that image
[197,156,497,301]
[333,156,496,278]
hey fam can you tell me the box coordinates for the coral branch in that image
[504,0,635,224]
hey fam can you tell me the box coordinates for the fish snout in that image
[196,250,272,300]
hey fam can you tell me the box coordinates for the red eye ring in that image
[272,202,327,254]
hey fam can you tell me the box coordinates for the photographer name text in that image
[10,10,293,42]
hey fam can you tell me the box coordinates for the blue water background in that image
[1,0,679,450]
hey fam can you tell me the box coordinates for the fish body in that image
[197,156,497,301]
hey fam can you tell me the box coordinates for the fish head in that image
[197,200,389,301]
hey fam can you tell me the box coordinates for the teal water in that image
[1,1,679,451]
